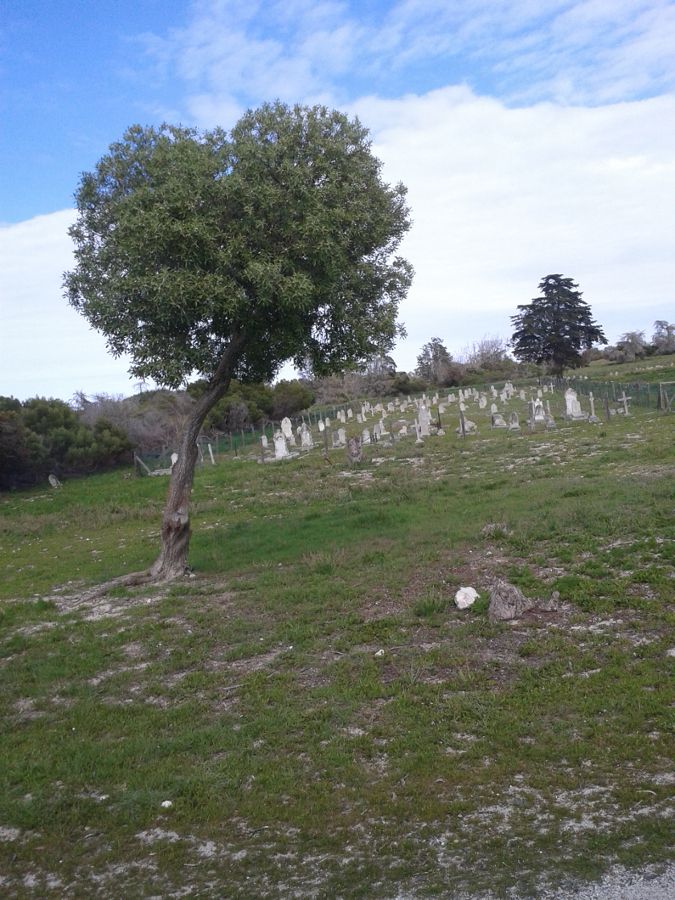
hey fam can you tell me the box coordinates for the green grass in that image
[0,400,673,897]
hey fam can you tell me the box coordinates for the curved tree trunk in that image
[150,335,245,582]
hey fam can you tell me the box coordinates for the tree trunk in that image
[149,336,244,581]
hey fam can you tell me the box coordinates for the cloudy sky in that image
[2,0,674,401]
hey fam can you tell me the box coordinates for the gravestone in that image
[588,392,600,424]
[491,412,508,428]
[260,434,269,449]
[532,398,546,423]
[564,388,587,420]
[318,419,325,433]
[48,474,62,489]
[479,396,487,409]
[418,406,431,437]
[362,428,371,444]
[273,430,289,459]
[300,424,313,450]
[281,417,294,441]
[399,424,408,436]
[508,412,520,431]
[456,417,477,435]
[490,402,498,414]
[347,408,354,420]
[346,436,362,463]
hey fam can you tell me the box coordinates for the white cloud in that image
[0,211,142,402]
[2,88,673,397]
[353,87,675,364]
[143,0,675,112]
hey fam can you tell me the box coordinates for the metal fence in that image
[556,377,672,411]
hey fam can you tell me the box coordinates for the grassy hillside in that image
[573,352,675,384]
[1,396,673,897]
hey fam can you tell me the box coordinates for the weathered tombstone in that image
[414,419,424,445]
[532,398,546,424]
[347,408,353,420]
[273,430,289,459]
[478,396,487,410]
[537,388,543,399]
[418,406,431,437]
[519,389,526,401]
[337,427,347,445]
[356,413,363,424]
[399,424,408,436]
[171,452,179,470]
[617,391,631,416]
[318,419,325,433]
[325,417,331,428]
[346,436,362,463]
[281,417,294,440]
[508,412,520,431]
[300,424,313,450]
[260,434,269,449]
[362,428,371,444]
[545,415,557,430]
[438,403,446,415]
[456,413,477,435]
[588,392,600,423]
[490,402,498,414]
[48,474,62,489]
[564,388,587,420]
[491,412,508,428]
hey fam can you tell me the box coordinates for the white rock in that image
[374,649,385,657]
[455,587,480,609]
[160,800,173,809]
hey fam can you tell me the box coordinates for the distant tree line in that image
[0,397,132,490]
[0,379,315,491]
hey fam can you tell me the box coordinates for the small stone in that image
[160,800,173,809]
[539,590,560,612]
[374,649,385,658]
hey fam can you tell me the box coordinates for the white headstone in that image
[418,406,431,436]
[362,428,371,444]
[564,388,586,420]
[273,430,289,459]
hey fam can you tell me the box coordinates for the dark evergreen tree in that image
[510,275,607,375]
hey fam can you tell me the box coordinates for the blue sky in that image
[2,0,675,399]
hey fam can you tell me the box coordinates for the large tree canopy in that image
[510,275,607,376]
[64,102,412,580]
[65,103,412,387]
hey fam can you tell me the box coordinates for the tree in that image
[510,275,607,376]
[64,102,412,581]
[610,331,648,363]
[461,335,511,370]
[415,338,457,385]
[652,320,675,355]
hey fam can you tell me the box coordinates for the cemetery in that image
[1,376,673,897]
